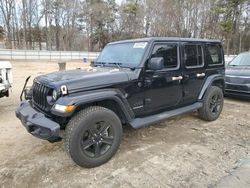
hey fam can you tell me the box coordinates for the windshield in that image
[229,53,250,66]
[95,42,148,68]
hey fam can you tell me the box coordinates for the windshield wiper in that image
[109,63,143,71]
[95,61,140,71]
[108,62,122,69]
[94,61,107,67]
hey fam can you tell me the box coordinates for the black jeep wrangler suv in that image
[16,37,225,168]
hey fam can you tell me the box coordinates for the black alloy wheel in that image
[209,94,223,115]
[81,121,114,158]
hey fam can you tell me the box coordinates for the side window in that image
[151,44,178,69]
[184,45,203,67]
[205,44,223,65]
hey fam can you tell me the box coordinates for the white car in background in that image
[0,61,13,98]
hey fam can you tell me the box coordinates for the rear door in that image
[144,42,183,113]
[182,43,206,104]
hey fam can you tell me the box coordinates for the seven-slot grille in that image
[32,81,52,111]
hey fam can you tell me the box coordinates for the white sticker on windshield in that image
[133,42,147,49]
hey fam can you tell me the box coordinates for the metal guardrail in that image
[0,49,99,61]
[0,49,236,64]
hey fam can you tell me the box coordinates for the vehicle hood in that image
[225,66,250,84]
[35,67,136,92]
[226,66,250,77]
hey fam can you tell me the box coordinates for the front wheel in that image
[198,86,224,121]
[64,106,123,168]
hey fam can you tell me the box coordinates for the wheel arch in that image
[52,89,134,124]
[211,79,225,91]
[198,74,225,100]
[74,98,132,124]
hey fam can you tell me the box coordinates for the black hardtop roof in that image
[109,37,221,45]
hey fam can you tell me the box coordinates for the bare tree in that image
[0,0,14,48]
[0,0,249,52]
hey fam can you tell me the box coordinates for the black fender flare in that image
[51,89,134,122]
[198,74,225,100]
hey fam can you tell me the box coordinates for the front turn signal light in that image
[54,104,75,113]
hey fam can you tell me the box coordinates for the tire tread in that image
[64,106,122,167]
[198,86,223,121]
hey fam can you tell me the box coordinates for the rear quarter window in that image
[205,44,223,65]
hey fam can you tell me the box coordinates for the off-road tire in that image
[198,86,224,121]
[65,106,123,168]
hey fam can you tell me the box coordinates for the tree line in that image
[0,0,249,54]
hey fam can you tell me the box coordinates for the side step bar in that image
[129,102,203,129]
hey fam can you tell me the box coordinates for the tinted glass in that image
[151,44,178,68]
[184,45,203,67]
[96,42,148,67]
[206,45,222,65]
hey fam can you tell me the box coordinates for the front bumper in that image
[0,83,9,92]
[0,82,11,90]
[15,101,61,142]
[225,82,250,99]
[0,84,10,98]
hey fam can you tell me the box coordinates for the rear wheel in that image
[198,86,224,121]
[65,106,122,168]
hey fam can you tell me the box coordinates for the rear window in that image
[184,45,203,67]
[205,44,223,65]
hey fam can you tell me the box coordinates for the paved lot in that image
[0,61,250,188]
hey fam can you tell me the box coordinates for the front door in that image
[144,42,183,114]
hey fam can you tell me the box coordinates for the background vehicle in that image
[0,61,13,98]
[225,52,250,99]
[16,37,225,168]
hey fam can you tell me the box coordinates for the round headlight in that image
[52,90,57,101]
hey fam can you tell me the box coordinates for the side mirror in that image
[148,57,164,70]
